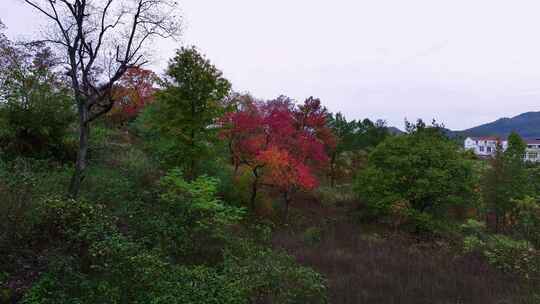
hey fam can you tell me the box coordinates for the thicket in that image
[354,120,476,233]
[0,40,74,160]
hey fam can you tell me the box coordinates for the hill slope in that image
[456,111,540,138]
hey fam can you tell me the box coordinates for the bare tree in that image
[23,0,181,197]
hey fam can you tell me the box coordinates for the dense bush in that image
[354,122,475,232]
[125,169,245,263]
[0,157,71,255]
[0,44,75,160]
[481,133,530,232]
[17,196,247,304]
[0,158,326,303]
[224,240,327,304]
[511,196,540,248]
[461,219,540,282]
[315,185,356,207]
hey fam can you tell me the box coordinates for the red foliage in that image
[108,67,158,124]
[220,95,335,210]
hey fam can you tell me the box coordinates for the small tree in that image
[482,132,528,232]
[24,0,181,197]
[326,113,388,186]
[107,67,158,125]
[505,132,528,195]
[220,96,334,217]
[147,47,231,179]
[355,120,475,231]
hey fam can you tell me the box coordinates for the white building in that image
[525,139,540,162]
[464,136,540,162]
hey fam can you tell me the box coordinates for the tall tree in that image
[149,47,231,180]
[482,132,528,232]
[24,0,181,197]
[505,132,528,197]
[326,113,356,187]
[481,140,507,232]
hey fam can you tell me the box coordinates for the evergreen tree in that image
[149,47,231,179]
[482,132,528,232]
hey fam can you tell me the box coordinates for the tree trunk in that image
[249,168,259,210]
[329,153,336,187]
[188,128,196,181]
[283,191,290,221]
[68,106,90,198]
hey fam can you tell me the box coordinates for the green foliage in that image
[0,44,75,159]
[482,133,529,232]
[143,46,231,178]
[512,196,540,247]
[466,235,539,281]
[127,169,245,262]
[354,120,475,231]
[19,195,246,304]
[327,113,389,185]
[482,236,538,280]
[315,185,356,207]
[506,132,527,161]
[2,167,322,303]
[224,240,327,304]
[0,157,71,257]
[461,219,540,281]
[526,164,540,196]
[304,227,323,245]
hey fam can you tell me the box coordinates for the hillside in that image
[456,111,540,138]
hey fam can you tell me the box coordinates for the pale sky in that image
[1,0,540,130]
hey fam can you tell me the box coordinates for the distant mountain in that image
[454,111,540,139]
[387,126,404,135]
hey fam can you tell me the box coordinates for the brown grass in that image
[272,202,532,304]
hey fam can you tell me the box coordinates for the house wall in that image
[465,137,540,162]
[525,145,540,162]
[464,138,503,157]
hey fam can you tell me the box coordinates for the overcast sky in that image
[1,0,540,130]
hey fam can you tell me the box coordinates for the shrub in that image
[512,196,540,247]
[0,157,71,258]
[304,227,323,245]
[461,220,540,281]
[224,240,327,304]
[481,236,539,280]
[315,185,356,207]
[19,195,247,304]
[0,45,75,160]
[126,169,245,263]
[354,122,475,232]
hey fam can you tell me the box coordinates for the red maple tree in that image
[220,95,335,217]
[108,67,158,124]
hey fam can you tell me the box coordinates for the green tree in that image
[355,120,475,231]
[482,132,528,232]
[326,114,389,186]
[505,133,528,203]
[357,119,389,149]
[326,113,357,186]
[0,39,74,159]
[23,0,181,197]
[148,47,231,179]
